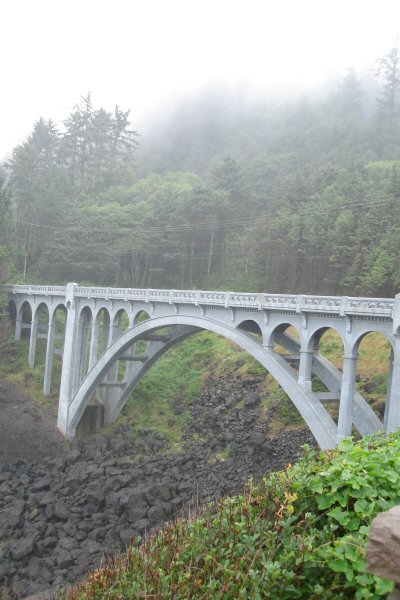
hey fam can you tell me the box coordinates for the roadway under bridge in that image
[3,283,400,450]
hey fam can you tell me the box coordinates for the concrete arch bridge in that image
[3,283,400,450]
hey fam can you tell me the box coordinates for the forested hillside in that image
[2,47,400,296]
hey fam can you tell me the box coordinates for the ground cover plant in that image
[64,432,400,600]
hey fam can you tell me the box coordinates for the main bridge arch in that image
[66,314,367,450]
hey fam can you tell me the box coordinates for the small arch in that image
[133,310,151,325]
[48,304,68,392]
[35,301,51,350]
[75,306,93,386]
[131,310,151,357]
[112,309,130,381]
[236,319,263,342]
[77,304,94,322]
[309,326,345,426]
[353,331,393,424]
[96,308,111,355]
[19,301,33,338]
[270,322,301,361]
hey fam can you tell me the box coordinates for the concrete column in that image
[386,341,400,433]
[71,318,84,395]
[108,316,121,381]
[43,319,56,395]
[78,319,91,384]
[57,284,77,435]
[337,354,358,441]
[384,347,394,431]
[298,349,313,392]
[101,315,110,353]
[28,313,39,368]
[15,317,22,340]
[88,317,100,370]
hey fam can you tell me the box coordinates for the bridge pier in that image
[57,284,78,434]
[386,339,400,433]
[337,354,358,441]
[28,313,39,368]
[43,318,56,395]
[15,317,22,340]
[298,348,313,391]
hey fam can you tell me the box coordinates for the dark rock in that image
[31,475,52,492]
[0,558,10,579]
[66,448,81,464]
[9,537,35,561]
[54,548,74,569]
[147,501,171,525]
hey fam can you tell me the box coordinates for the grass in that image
[116,332,247,445]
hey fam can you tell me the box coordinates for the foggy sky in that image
[1,0,400,160]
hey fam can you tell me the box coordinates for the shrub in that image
[65,432,400,599]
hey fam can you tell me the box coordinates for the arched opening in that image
[265,323,304,429]
[309,327,345,425]
[76,306,93,386]
[270,323,301,365]
[134,310,151,325]
[237,319,263,341]
[96,308,111,359]
[117,328,274,456]
[354,331,393,423]
[34,302,51,368]
[19,301,32,339]
[133,310,151,356]
[112,309,130,381]
[46,304,67,396]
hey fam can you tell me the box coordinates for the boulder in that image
[367,505,400,584]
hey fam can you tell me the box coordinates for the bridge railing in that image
[1,284,396,318]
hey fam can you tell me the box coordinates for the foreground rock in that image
[0,373,315,599]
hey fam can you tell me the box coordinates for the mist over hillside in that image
[1,48,400,296]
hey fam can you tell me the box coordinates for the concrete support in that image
[100,314,110,353]
[386,341,400,433]
[28,314,39,368]
[384,347,394,431]
[88,317,100,370]
[337,354,358,441]
[15,317,22,340]
[43,319,56,395]
[57,284,77,434]
[298,349,313,391]
[72,314,91,394]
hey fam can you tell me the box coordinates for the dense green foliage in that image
[66,433,400,599]
[2,47,400,294]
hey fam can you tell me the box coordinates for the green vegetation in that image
[64,432,400,600]
[2,47,400,296]
[112,332,249,445]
